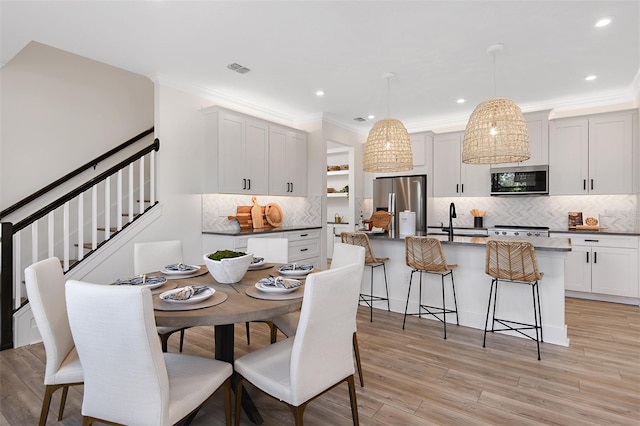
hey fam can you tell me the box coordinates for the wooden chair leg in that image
[347,375,360,426]
[289,402,308,426]
[179,329,185,352]
[57,385,69,420]
[270,322,279,344]
[234,376,244,426]
[223,378,232,426]
[160,333,170,353]
[39,384,57,426]
[352,332,364,387]
[245,322,251,345]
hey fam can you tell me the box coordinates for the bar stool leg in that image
[535,281,543,342]
[450,272,459,325]
[532,282,541,360]
[369,265,374,322]
[483,279,496,347]
[382,263,390,312]
[402,271,415,329]
[440,274,447,339]
[418,272,423,318]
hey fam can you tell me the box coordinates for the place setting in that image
[275,263,314,277]
[160,263,208,279]
[247,256,275,271]
[246,275,305,300]
[154,284,228,311]
[114,274,177,294]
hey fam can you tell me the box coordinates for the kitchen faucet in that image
[448,202,457,241]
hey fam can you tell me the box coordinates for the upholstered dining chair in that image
[271,242,367,386]
[341,231,391,322]
[234,263,364,425]
[244,237,289,344]
[134,240,189,352]
[66,280,233,426]
[24,257,84,426]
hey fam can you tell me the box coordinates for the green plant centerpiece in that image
[203,250,254,283]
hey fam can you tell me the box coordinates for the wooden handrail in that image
[0,127,154,220]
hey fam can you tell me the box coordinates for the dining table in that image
[152,264,305,425]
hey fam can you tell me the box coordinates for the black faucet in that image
[448,202,457,241]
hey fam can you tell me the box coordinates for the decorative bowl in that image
[203,251,254,284]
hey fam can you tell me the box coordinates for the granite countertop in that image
[549,228,640,237]
[369,233,571,252]
[203,225,322,237]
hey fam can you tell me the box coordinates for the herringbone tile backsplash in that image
[431,195,639,231]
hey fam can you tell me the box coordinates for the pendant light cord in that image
[492,50,496,98]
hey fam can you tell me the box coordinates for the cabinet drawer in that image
[234,233,284,251]
[285,229,321,242]
[289,239,320,262]
[556,234,639,249]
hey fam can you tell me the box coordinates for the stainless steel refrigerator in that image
[372,175,427,238]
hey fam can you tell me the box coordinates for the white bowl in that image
[203,252,254,284]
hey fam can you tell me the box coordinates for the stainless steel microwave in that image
[490,165,549,195]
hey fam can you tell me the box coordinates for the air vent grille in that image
[227,63,251,74]
[353,117,367,122]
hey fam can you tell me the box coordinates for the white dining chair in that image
[66,280,233,426]
[271,243,367,386]
[24,257,84,426]
[234,262,364,425]
[244,237,289,344]
[134,240,190,352]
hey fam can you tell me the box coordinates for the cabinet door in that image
[289,130,307,196]
[500,111,550,167]
[549,118,589,195]
[564,246,591,292]
[433,132,462,197]
[461,162,490,196]
[269,126,290,195]
[244,119,269,194]
[219,113,246,193]
[588,112,633,194]
[591,247,639,297]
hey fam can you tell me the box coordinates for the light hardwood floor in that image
[1,297,638,425]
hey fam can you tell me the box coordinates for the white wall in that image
[0,42,154,214]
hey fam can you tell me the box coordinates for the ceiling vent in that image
[353,117,367,122]
[227,63,251,74]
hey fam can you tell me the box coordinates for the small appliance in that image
[490,165,549,195]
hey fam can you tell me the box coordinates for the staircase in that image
[0,128,160,350]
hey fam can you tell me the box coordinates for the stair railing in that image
[1,128,159,350]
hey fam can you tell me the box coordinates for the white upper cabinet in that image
[269,125,308,196]
[499,110,550,167]
[433,131,489,197]
[203,106,308,196]
[549,110,634,195]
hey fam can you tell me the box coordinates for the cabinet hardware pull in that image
[586,252,589,263]
[456,184,459,193]
[585,239,599,242]
[287,183,290,192]
[300,248,308,252]
[590,179,594,191]
[461,184,464,193]
[594,252,597,263]
[583,179,586,191]
[290,182,294,192]
[243,179,247,190]
[300,233,308,237]
[247,179,251,190]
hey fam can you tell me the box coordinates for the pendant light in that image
[462,44,530,164]
[363,72,413,172]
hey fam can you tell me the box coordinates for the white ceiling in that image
[2,0,639,134]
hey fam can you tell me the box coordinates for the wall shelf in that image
[327,170,349,176]
[327,192,348,198]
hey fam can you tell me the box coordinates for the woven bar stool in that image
[402,236,459,339]
[341,232,390,322]
[483,239,544,360]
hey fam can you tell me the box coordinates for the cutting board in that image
[251,196,265,229]
[228,202,272,230]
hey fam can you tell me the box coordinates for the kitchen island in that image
[367,234,571,346]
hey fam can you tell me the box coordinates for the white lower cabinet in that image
[556,233,639,298]
[202,229,320,268]
[326,224,351,258]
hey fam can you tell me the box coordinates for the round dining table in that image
[153,265,304,425]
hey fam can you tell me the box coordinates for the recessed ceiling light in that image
[315,90,325,96]
[368,115,375,120]
[595,17,612,27]
[456,98,466,104]
[585,75,597,81]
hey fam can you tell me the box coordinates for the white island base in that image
[365,236,570,347]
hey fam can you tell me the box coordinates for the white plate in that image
[161,264,201,275]
[255,280,302,294]
[159,287,215,304]
[276,265,314,276]
[115,276,167,290]
[247,259,266,270]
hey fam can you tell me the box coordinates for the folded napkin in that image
[115,275,165,286]
[164,263,198,272]
[371,227,385,232]
[258,276,303,290]
[251,257,264,264]
[278,263,313,272]
[161,285,209,301]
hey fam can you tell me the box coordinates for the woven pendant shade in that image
[363,118,413,172]
[462,97,530,164]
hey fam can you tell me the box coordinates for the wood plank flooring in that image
[1,297,638,425]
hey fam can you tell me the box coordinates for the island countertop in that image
[203,225,322,237]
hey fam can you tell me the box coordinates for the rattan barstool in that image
[341,232,390,322]
[402,236,459,339]
[483,239,544,360]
